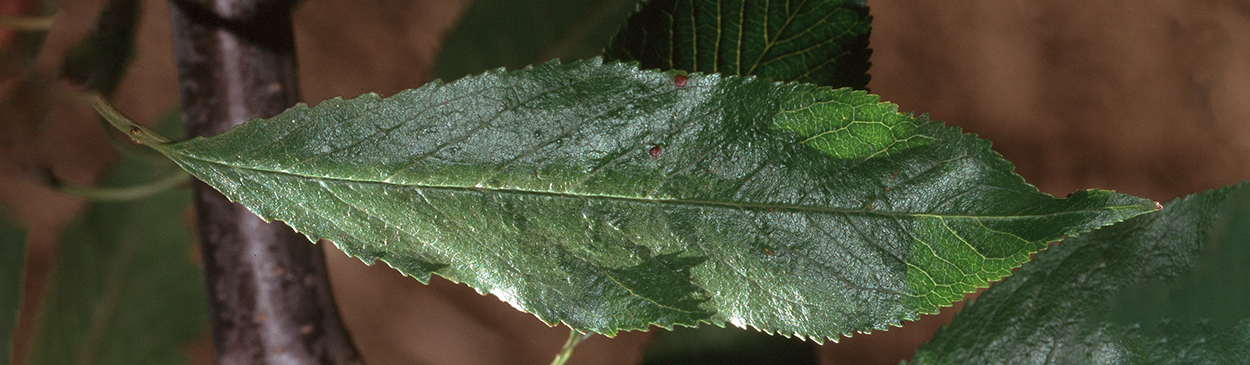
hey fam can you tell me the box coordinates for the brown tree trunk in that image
[167,1,362,363]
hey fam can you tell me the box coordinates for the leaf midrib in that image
[176,153,1147,221]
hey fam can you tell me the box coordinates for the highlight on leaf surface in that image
[97,58,1158,341]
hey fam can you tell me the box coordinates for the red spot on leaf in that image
[673,74,688,88]
[649,146,662,158]
[764,248,772,256]
[1155,201,1164,210]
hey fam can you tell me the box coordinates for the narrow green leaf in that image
[27,155,206,365]
[127,58,1154,340]
[911,183,1250,364]
[604,0,872,88]
[433,0,639,81]
[0,221,25,365]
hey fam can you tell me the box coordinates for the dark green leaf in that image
[27,154,206,365]
[0,221,24,365]
[124,58,1155,340]
[912,183,1250,364]
[432,0,638,81]
[604,0,872,89]
[61,0,139,96]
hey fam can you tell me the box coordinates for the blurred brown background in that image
[2,0,1248,364]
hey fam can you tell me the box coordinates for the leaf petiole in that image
[549,328,592,365]
[89,94,174,146]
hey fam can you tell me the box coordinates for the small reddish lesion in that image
[128,127,143,144]
[649,145,662,158]
[673,74,688,88]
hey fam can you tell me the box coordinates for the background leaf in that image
[911,183,1250,364]
[432,0,638,81]
[26,152,206,365]
[604,0,872,89]
[640,324,818,365]
[133,58,1156,340]
[60,0,138,96]
[0,221,24,365]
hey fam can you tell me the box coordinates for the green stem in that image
[96,116,176,165]
[89,94,174,146]
[0,14,57,31]
[550,329,593,365]
[57,170,190,201]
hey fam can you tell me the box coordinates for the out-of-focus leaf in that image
[911,183,1250,364]
[0,0,50,61]
[604,0,871,89]
[432,0,638,81]
[0,220,25,365]
[60,0,138,96]
[112,58,1156,340]
[1,2,60,150]
[26,152,205,365]
[640,325,817,365]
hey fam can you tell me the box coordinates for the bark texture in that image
[168,0,362,363]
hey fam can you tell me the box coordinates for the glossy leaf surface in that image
[912,183,1250,364]
[605,0,872,89]
[27,155,206,365]
[124,58,1155,340]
